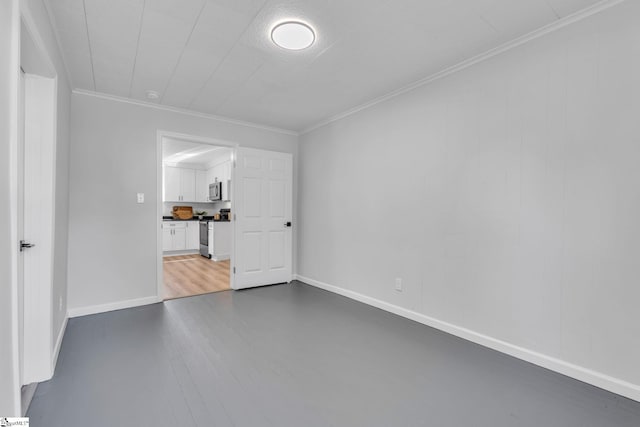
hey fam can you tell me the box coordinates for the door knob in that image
[284,222,292,228]
[20,240,35,251]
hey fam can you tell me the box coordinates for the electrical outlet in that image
[395,278,402,292]
[137,193,144,203]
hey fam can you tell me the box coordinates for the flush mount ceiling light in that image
[271,21,315,50]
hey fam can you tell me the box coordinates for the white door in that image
[233,148,293,289]
[21,74,56,384]
[17,69,25,386]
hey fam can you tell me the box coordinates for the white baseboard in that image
[52,315,67,371]
[294,274,640,403]
[68,296,162,318]
[163,250,199,257]
[211,254,230,262]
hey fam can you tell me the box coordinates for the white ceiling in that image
[163,137,231,166]
[47,0,603,132]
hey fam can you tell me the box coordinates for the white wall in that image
[298,2,640,400]
[68,93,298,311]
[23,0,72,366]
[0,0,21,416]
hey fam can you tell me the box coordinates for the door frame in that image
[4,0,21,415]
[18,5,59,388]
[156,131,238,299]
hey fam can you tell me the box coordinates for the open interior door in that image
[233,148,293,290]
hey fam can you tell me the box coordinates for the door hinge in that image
[233,267,236,274]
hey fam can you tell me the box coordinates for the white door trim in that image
[156,131,238,299]
[19,4,59,386]
[5,0,21,416]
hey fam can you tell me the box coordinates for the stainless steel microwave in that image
[209,181,222,201]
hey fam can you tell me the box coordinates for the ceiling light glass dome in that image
[271,21,315,50]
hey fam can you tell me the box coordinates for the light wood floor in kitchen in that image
[163,254,230,300]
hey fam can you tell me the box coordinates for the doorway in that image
[157,132,236,300]
[156,132,295,300]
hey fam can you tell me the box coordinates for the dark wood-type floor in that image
[28,283,640,426]
[163,254,230,300]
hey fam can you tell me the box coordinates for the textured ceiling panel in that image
[84,0,144,96]
[469,0,557,36]
[546,0,605,17]
[47,0,608,131]
[47,0,95,89]
[128,0,206,101]
[161,1,260,108]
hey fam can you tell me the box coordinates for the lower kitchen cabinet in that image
[186,221,199,250]
[163,222,186,251]
[163,221,200,252]
[210,221,231,261]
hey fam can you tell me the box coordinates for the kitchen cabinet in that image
[195,170,208,202]
[163,166,196,202]
[206,160,232,201]
[209,221,231,261]
[163,166,181,202]
[163,221,199,252]
[181,169,196,201]
[162,228,172,252]
[186,221,199,250]
[209,160,231,185]
[208,164,220,187]
[162,222,187,251]
[222,160,232,182]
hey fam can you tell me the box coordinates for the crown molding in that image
[300,0,627,135]
[72,88,300,137]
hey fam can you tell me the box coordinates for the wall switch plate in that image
[395,278,402,292]
[137,193,144,203]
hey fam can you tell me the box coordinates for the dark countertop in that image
[162,216,230,222]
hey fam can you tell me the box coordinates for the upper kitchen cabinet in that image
[195,170,209,203]
[210,160,232,184]
[163,166,196,202]
[163,137,234,202]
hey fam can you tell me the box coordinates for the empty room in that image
[1,0,640,426]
